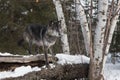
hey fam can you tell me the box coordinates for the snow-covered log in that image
[53,0,70,54]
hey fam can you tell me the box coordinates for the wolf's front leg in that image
[35,46,39,54]
[48,47,57,65]
[48,47,54,56]
[42,44,49,68]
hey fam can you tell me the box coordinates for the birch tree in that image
[75,0,90,55]
[90,0,108,80]
[53,0,70,54]
[74,0,120,80]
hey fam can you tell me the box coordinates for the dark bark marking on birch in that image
[103,19,106,22]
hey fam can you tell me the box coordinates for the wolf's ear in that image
[17,38,24,46]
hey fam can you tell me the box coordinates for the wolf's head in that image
[47,20,61,37]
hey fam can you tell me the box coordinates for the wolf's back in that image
[25,24,47,41]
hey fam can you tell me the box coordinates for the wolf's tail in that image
[17,38,27,50]
[17,38,29,52]
[17,38,29,51]
[17,38,24,46]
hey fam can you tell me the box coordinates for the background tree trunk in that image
[75,0,90,55]
[89,0,108,80]
[102,0,120,71]
[53,0,70,54]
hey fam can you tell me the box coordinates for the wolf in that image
[18,20,61,67]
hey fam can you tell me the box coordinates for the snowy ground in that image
[0,52,120,80]
[104,63,120,80]
[0,66,40,79]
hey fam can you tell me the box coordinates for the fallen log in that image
[3,64,89,80]
[0,54,57,71]
[0,54,89,80]
[0,54,57,63]
[0,60,45,71]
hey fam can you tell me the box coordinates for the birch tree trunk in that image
[101,13,120,74]
[89,0,108,80]
[102,0,120,70]
[75,0,90,55]
[74,0,119,80]
[53,0,70,54]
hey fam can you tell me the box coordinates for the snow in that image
[21,11,29,15]
[56,54,90,65]
[41,64,56,69]
[0,52,120,80]
[0,52,13,56]
[0,52,36,57]
[104,63,120,80]
[0,66,41,79]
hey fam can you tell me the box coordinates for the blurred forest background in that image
[0,0,120,55]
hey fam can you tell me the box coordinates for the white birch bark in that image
[102,0,120,70]
[90,0,108,80]
[105,0,120,55]
[53,0,70,54]
[94,0,108,62]
[105,17,119,54]
[102,16,119,69]
[75,0,90,55]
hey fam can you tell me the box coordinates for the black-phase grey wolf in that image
[18,20,61,67]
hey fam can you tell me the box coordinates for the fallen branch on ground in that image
[0,54,57,63]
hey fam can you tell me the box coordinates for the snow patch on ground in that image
[41,64,56,69]
[0,66,41,79]
[0,63,56,79]
[104,63,120,80]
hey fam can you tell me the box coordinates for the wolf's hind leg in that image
[35,46,39,54]
[49,47,54,56]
